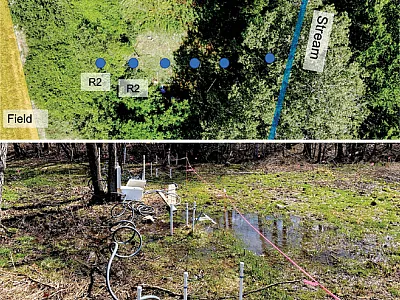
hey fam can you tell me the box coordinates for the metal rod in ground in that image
[183,272,188,300]
[185,203,189,227]
[143,155,146,180]
[150,162,153,177]
[239,262,244,300]
[137,286,142,300]
[192,202,196,232]
[170,204,174,236]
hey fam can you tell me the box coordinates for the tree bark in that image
[86,143,104,201]
[0,144,7,203]
[0,144,8,232]
[107,143,118,201]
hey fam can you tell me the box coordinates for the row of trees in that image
[0,142,398,218]
[10,0,398,139]
[173,0,399,139]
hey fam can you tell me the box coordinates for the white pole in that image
[239,262,244,300]
[143,155,146,181]
[176,153,178,165]
[185,203,189,227]
[137,286,142,300]
[150,162,153,177]
[170,204,174,236]
[169,168,172,179]
[183,272,188,300]
[116,165,122,191]
[168,153,170,166]
[123,145,127,165]
[156,155,158,165]
[156,168,158,178]
[192,202,196,232]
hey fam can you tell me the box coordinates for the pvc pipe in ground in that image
[150,162,153,177]
[170,204,174,236]
[116,165,121,190]
[169,168,172,179]
[137,286,142,300]
[183,272,188,300]
[185,203,189,227]
[156,168,158,178]
[142,155,146,180]
[239,262,244,300]
[192,202,196,232]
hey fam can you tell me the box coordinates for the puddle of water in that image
[183,209,391,263]
[227,212,302,255]
[199,211,304,255]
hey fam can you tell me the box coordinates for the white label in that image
[118,79,148,98]
[81,73,111,91]
[303,11,334,73]
[3,110,48,128]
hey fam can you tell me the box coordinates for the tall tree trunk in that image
[317,143,322,163]
[107,143,118,202]
[0,143,8,232]
[0,144,7,203]
[336,143,344,162]
[86,143,105,202]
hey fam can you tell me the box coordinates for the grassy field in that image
[0,0,38,139]
[0,158,399,299]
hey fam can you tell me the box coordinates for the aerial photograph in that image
[0,0,398,140]
[0,142,399,299]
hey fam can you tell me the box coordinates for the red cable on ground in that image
[185,159,341,300]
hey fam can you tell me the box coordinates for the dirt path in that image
[0,0,39,139]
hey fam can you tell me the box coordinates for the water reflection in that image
[211,211,303,255]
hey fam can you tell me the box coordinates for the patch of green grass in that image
[2,187,19,203]
[389,288,400,297]
[40,257,66,271]
[16,235,36,244]
[0,247,12,267]
[121,0,195,34]
[21,176,53,188]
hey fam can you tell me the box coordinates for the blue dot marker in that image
[95,58,106,69]
[190,58,201,69]
[128,58,139,69]
[160,58,171,69]
[219,58,230,69]
[265,53,275,64]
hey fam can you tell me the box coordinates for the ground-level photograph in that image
[0,143,399,299]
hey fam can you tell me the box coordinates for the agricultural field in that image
[0,0,38,139]
[0,145,399,299]
[2,0,398,139]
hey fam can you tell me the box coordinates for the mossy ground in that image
[0,158,399,299]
